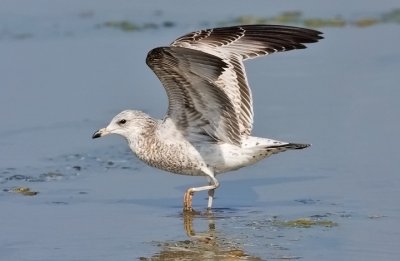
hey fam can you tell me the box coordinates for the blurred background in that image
[1,1,399,260]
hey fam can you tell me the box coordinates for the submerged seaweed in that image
[6,187,39,196]
[97,8,400,34]
[381,8,400,23]
[101,21,140,32]
[99,20,176,32]
[273,218,338,228]
[217,9,400,29]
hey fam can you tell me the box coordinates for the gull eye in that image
[118,119,127,125]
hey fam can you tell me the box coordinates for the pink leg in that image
[182,175,219,212]
[183,188,194,212]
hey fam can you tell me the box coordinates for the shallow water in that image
[1,1,400,260]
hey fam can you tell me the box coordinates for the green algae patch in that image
[97,8,400,35]
[381,8,400,23]
[11,187,39,196]
[218,8,400,29]
[102,21,140,32]
[303,17,346,28]
[353,18,380,27]
[274,218,337,228]
[99,20,176,32]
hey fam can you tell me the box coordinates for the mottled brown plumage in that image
[93,25,323,211]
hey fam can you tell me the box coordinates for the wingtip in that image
[281,143,311,150]
[292,143,311,149]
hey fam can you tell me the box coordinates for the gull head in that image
[92,110,152,140]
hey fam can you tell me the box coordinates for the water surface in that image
[1,1,399,260]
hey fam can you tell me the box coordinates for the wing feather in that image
[146,47,241,145]
[171,25,323,135]
[146,25,323,145]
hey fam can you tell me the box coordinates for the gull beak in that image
[92,128,109,139]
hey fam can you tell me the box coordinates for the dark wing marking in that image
[146,46,241,145]
[171,25,323,135]
[171,25,323,59]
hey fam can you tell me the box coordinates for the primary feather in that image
[147,25,322,145]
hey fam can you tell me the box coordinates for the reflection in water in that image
[140,209,339,260]
[143,211,262,260]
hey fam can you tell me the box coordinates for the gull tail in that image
[240,137,311,165]
[222,138,310,172]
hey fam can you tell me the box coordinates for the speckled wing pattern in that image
[146,47,241,145]
[146,25,323,145]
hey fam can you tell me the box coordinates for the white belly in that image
[198,136,289,174]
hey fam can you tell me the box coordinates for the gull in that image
[92,24,323,212]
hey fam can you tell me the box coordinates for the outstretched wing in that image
[171,25,323,135]
[146,46,242,145]
[146,25,323,145]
